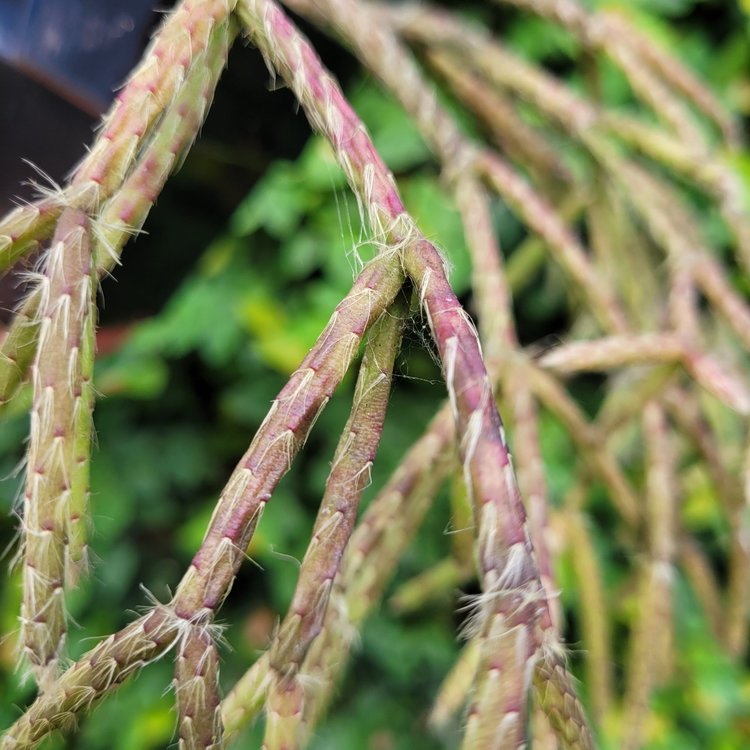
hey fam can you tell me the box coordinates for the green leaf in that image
[231,162,315,238]
[350,83,431,171]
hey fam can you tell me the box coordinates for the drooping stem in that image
[0,197,62,273]
[1,607,180,750]
[3,255,401,747]
[0,0,236,279]
[221,405,455,741]
[21,208,95,687]
[492,0,708,149]
[171,254,403,620]
[263,293,406,749]
[300,406,456,738]
[175,623,225,750]
[72,0,237,202]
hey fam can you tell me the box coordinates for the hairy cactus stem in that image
[170,254,403,620]
[93,16,235,268]
[0,0,236,274]
[0,293,41,416]
[72,0,236,202]
[563,486,614,725]
[300,406,456,737]
[526,363,640,529]
[641,404,677,675]
[66,246,96,586]
[0,197,63,273]
[263,294,406,749]
[664,386,743,517]
[608,158,750,353]
[286,0,628,341]
[424,48,572,197]
[538,334,683,374]
[21,208,96,688]
[478,150,627,329]
[403,236,557,749]
[595,366,678,437]
[263,675,304,750]
[238,0,414,245]
[533,644,594,750]
[1,606,180,750]
[454,177,516,361]
[429,637,481,732]
[505,191,588,294]
[597,9,740,146]
[448,469,477,572]
[175,620,225,750]
[379,2,598,135]
[221,406,454,741]
[663,387,749,657]
[678,535,723,642]
[600,113,748,238]
[540,335,750,415]
[390,556,468,614]
[287,0,560,646]
[221,654,271,740]
[285,0,562,629]
[279,0,475,179]
[454,178,557,622]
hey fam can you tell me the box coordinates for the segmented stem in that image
[0,294,41,414]
[383,2,750,276]
[301,407,455,737]
[3,254,401,747]
[72,0,236,200]
[175,623,225,750]
[493,0,707,148]
[0,0,236,282]
[564,503,614,724]
[526,363,640,528]
[426,50,571,194]
[263,294,406,749]
[600,9,739,146]
[0,198,62,274]
[21,208,96,687]
[429,638,480,731]
[222,406,455,742]
[93,15,235,268]
[171,255,404,619]
[1,607,179,750]
[222,655,271,740]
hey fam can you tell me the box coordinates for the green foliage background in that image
[2,1,750,748]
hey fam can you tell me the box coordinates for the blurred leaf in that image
[231,162,315,238]
[349,83,431,171]
[96,354,169,399]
